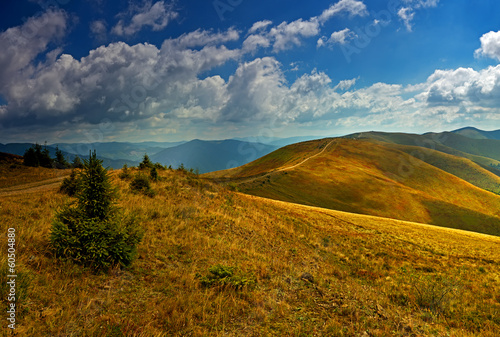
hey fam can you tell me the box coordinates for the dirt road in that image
[0,176,67,197]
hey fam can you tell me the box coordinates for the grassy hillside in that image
[350,131,500,172]
[379,142,500,194]
[451,127,500,140]
[429,132,500,161]
[208,138,500,236]
[0,152,69,189]
[1,166,499,336]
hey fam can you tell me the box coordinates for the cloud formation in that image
[0,1,497,143]
[317,0,368,23]
[90,20,107,41]
[0,10,67,94]
[244,0,367,53]
[112,1,178,36]
[397,0,439,31]
[475,30,500,61]
[317,28,356,47]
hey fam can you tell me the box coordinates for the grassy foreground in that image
[1,167,499,336]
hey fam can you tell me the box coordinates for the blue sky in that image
[1,0,500,143]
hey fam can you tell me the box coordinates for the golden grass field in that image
[1,163,499,336]
[209,138,500,237]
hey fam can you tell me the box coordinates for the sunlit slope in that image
[377,142,500,193]
[207,138,500,236]
[350,131,500,173]
[2,166,500,336]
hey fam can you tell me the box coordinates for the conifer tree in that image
[55,146,69,168]
[139,153,153,170]
[50,150,143,270]
[72,155,83,169]
[39,142,53,168]
[77,150,115,220]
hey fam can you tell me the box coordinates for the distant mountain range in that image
[151,139,278,173]
[0,143,140,169]
[2,127,500,172]
[0,138,279,172]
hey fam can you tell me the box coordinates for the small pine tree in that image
[54,146,69,169]
[139,154,153,170]
[39,143,53,168]
[23,146,39,167]
[72,156,83,169]
[150,166,158,181]
[119,163,131,180]
[154,162,165,170]
[77,151,115,220]
[50,150,143,270]
[59,169,80,196]
[130,172,155,197]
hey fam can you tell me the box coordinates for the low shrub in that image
[196,264,255,290]
[59,170,80,196]
[130,173,156,197]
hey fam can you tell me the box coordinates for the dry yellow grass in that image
[0,155,69,189]
[0,166,499,336]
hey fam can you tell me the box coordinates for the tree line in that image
[23,143,83,169]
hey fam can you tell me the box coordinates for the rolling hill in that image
[207,137,500,236]
[151,139,278,173]
[451,126,500,140]
[349,131,500,171]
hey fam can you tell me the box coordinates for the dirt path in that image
[217,139,337,186]
[274,139,335,172]
[0,176,68,197]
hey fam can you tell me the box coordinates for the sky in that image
[1,0,500,143]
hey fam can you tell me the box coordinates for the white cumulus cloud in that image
[243,0,368,53]
[475,31,500,61]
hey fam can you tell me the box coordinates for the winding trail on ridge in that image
[274,139,336,172]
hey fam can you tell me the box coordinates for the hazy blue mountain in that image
[0,143,40,156]
[151,139,278,173]
[0,143,73,159]
[53,141,184,162]
[0,143,138,169]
